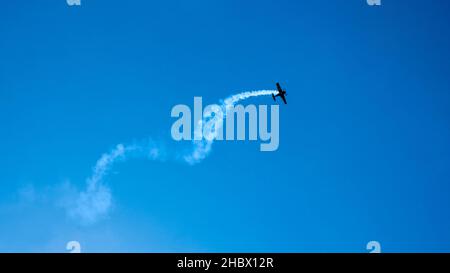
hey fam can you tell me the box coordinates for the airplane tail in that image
[272,94,276,101]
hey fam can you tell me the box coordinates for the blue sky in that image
[1,0,450,252]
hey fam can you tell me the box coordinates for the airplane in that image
[272,82,287,104]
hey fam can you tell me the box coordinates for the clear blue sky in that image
[1,0,450,252]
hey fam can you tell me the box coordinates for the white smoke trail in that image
[223,90,277,109]
[184,90,276,165]
[68,89,276,223]
[68,141,162,224]
[68,144,125,224]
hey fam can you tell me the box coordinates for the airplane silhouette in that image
[272,82,287,104]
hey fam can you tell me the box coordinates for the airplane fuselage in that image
[273,83,287,104]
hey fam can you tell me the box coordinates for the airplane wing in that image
[281,94,287,104]
[276,82,283,93]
